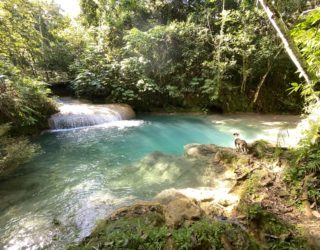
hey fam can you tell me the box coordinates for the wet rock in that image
[154,189,202,228]
[184,144,218,158]
[164,197,202,228]
[200,201,225,217]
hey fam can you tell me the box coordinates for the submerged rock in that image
[184,143,218,158]
[108,151,223,191]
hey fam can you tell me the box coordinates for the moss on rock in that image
[70,203,259,250]
[249,140,274,158]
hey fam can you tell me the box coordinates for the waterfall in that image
[48,98,135,129]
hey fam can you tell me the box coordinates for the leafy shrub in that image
[172,219,258,249]
[71,21,213,109]
[0,124,40,177]
[239,203,310,249]
[0,61,57,132]
[285,119,320,205]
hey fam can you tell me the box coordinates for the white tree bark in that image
[257,0,311,85]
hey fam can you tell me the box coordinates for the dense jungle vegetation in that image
[1,0,320,247]
[1,0,319,129]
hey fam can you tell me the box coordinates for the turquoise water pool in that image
[0,114,294,249]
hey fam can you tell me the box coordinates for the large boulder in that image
[154,189,202,228]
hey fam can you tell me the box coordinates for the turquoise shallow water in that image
[0,114,291,249]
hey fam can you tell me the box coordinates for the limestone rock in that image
[155,189,202,228]
[184,144,218,158]
[199,201,225,217]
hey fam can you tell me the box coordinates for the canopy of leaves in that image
[73,0,303,112]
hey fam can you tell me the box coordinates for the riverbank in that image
[0,111,309,249]
[71,142,320,249]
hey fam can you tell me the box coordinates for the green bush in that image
[0,61,57,133]
[0,124,40,177]
[285,120,320,205]
[72,21,212,109]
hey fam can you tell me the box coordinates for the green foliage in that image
[72,21,212,108]
[291,8,320,102]
[172,219,259,249]
[0,124,40,177]
[0,60,57,132]
[285,118,320,205]
[72,0,302,112]
[240,203,310,249]
[0,0,83,82]
[249,140,273,158]
[286,143,320,205]
[72,214,259,249]
[71,206,169,249]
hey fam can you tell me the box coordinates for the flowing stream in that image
[0,100,301,250]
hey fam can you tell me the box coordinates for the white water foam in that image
[48,98,135,130]
[48,120,146,133]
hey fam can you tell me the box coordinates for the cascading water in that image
[48,98,135,129]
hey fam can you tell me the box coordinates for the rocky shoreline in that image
[70,142,319,249]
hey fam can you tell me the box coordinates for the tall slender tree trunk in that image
[241,54,249,93]
[215,0,228,96]
[38,6,50,82]
[257,0,314,87]
[252,48,283,104]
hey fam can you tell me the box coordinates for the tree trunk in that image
[257,0,318,102]
[241,54,249,93]
[216,0,227,88]
[252,66,270,104]
[252,48,283,104]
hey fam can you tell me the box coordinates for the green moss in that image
[245,172,261,195]
[71,208,260,249]
[285,142,320,205]
[0,124,41,178]
[250,140,273,159]
[239,203,310,250]
[220,150,237,164]
[172,219,260,249]
[71,205,169,250]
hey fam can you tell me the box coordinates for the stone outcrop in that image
[154,189,202,228]
[71,143,314,250]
